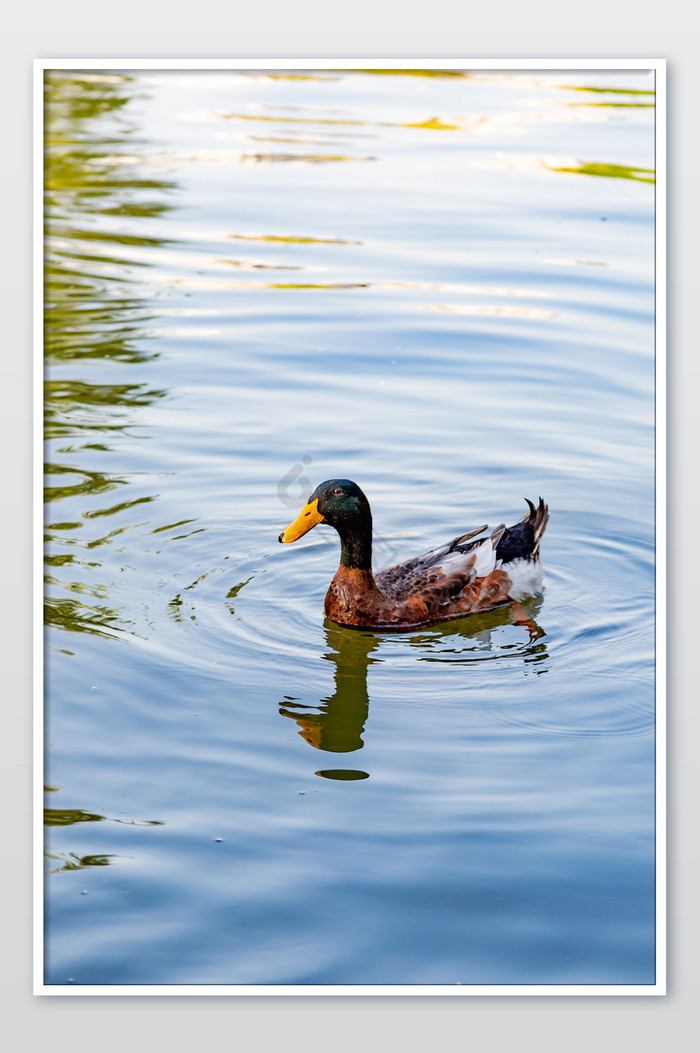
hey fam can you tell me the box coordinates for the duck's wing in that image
[375,523,504,601]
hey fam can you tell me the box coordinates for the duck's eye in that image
[332,487,343,496]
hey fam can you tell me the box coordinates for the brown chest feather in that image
[324,565,513,629]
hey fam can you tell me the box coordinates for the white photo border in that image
[33,57,666,997]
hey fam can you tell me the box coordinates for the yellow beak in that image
[278,498,325,543]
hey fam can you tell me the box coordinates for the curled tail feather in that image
[520,497,549,557]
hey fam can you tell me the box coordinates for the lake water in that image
[43,66,658,988]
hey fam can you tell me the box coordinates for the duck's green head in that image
[278,479,372,545]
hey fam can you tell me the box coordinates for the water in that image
[43,67,657,987]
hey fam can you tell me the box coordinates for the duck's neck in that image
[337,518,373,573]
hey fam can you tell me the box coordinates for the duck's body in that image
[279,479,548,631]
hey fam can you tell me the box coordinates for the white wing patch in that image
[434,537,496,580]
[473,538,497,578]
[436,550,477,575]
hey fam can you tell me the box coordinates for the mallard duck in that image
[278,479,549,630]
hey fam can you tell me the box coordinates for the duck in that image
[278,478,549,630]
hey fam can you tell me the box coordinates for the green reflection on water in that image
[404,117,463,131]
[552,161,655,183]
[45,596,123,637]
[44,461,126,502]
[46,852,117,873]
[45,807,106,826]
[228,233,360,245]
[82,494,155,520]
[45,71,179,638]
[45,295,161,365]
[45,806,164,827]
[567,102,654,109]
[225,576,255,610]
[45,792,165,875]
[352,69,468,78]
[565,85,654,96]
[45,379,167,443]
[45,73,175,369]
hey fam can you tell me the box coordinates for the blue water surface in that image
[44,67,657,987]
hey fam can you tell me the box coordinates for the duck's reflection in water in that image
[279,599,548,779]
[280,623,379,762]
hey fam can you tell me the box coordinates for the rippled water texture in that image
[44,68,657,987]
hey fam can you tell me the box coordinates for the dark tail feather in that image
[520,497,549,556]
[496,497,549,563]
